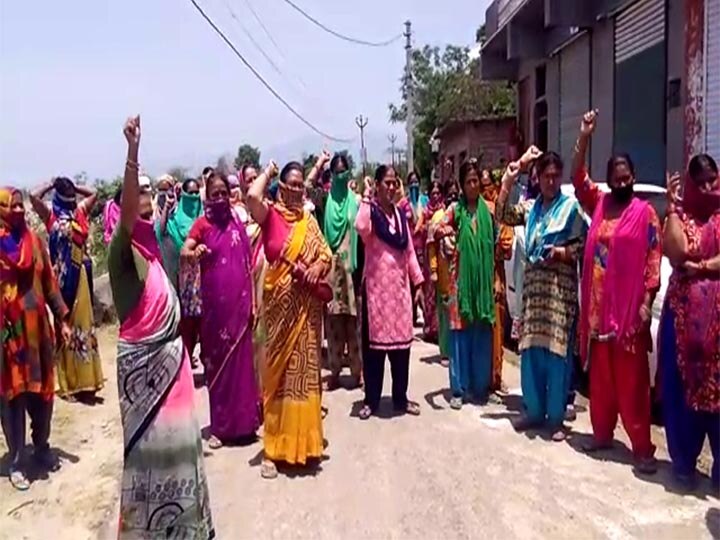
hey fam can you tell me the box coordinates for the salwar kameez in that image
[450,324,492,399]
[521,347,571,429]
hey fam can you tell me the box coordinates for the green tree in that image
[168,166,189,182]
[234,144,261,169]
[302,153,318,176]
[389,44,516,180]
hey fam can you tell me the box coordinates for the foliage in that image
[88,176,123,276]
[388,44,516,180]
[302,153,318,176]
[234,144,261,170]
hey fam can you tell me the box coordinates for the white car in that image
[504,183,670,386]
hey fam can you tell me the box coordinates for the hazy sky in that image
[0,0,490,185]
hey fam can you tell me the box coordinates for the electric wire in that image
[189,0,354,142]
[280,0,402,47]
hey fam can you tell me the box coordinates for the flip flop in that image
[9,469,30,491]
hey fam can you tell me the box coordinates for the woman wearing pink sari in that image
[109,116,213,538]
[182,172,259,449]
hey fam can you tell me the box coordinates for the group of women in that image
[1,107,717,536]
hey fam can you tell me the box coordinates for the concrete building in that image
[433,117,517,183]
[479,0,719,185]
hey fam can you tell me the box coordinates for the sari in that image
[190,211,260,441]
[109,224,213,539]
[47,194,103,397]
[262,204,331,465]
[420,197,445,341]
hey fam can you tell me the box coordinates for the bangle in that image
[699,259,708,271]
[126,159,139,170]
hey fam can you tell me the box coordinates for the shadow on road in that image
[706,508,720,539]
[349,399,408,420]
[423,388,452,410]
[0,445,79,484]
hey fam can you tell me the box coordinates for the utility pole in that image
[388,134,397,166]
[404,20,414,173]
[355,114,368,177]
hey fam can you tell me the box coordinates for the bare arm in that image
[76,184,98,214]
[29,181,53,225]
[120,115,141,234]
[305,150,330,189]
[247,162,278,225]
[495,162,526,226]
[663,173,688,267]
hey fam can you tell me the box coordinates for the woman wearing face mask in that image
[414,180,446,343]
[154,175,179,288]
[30,176,103,402]
[425,181,451,365]
[181,172,259,449]
[661,154,720,490]
[164,178,204,363]
[0,187,71,490]
[247,160,332,479]
[316,151,362,389]
[355,165,424,420]
[435,160,496,410]
[479,167,515,395]
[227,173,247,222]
[109,116,213,538]
[572,110,662,474]
[496,152,587,440]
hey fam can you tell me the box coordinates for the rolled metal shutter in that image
[559,33,591,173]
[706,0,720,157]
[615,0,665,64]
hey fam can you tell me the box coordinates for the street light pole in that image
[404,20,414,173]
[355,114,368,177]
[388,134,397,166]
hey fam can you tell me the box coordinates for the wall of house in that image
[590,18,615,180]
[666,0,686,172]
[438,119,515,183]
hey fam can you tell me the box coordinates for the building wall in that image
[666,0,685,172]
[590,18,615,180]
[438,119,515,183]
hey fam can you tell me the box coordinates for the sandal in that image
[405,401,421,416]
[9,469,30,491]
[358,405,373,420]
[440,357,450,368]
[208,436,223,450]
[551,429,567,442]
[449,397,463,410]
[321,406,329,419]
[260,459,278,480]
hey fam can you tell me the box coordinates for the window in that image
[535,64,547,99]
[534,100,548,152]
[459,151,468,166]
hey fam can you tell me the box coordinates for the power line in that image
[189,0,353,143]
[280,0,402,47]
[241,0,286,61]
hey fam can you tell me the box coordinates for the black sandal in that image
[358,405,373,420]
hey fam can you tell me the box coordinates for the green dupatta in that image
[455,196,495,325]
[323,171,358,271]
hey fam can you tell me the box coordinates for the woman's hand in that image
[60,321,72,346]
[580,110,598,138]
[520,145,543,168]
[362,177,374,199]
[666,171,683,206]
[123,115,141,147]
[414,287,425,310]
[317,150,331,168]
[548,245,568,263]
[303,261,324,285]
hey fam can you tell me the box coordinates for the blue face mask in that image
[409,184,420,205]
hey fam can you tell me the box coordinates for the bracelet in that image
[126,159,139,170]
[699,259,708,271]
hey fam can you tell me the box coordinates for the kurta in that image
[355,201,424,350]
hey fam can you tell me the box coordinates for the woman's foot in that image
[449,397,463,410]
[582,439,614,454]
[261,459,278,480]
[208,436,223,450]
[512,416,541,432]
[440,357,450,368]
[487,393,503,405]
[551,428,567,442]
[9,468,29,491]
[358,405,373,420]
[564,405,577,422]
[634,457,658,476]
[403,401,421,416]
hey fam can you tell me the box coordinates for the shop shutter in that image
[615,0,665,64]
[559,33,591,174]
[706,0,720,157]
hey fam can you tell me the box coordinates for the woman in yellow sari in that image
[247,160,332,480]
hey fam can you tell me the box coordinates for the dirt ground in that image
[1,328,718,540]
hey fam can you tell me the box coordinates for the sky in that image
[0,0,491,186]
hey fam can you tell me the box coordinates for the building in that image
[479,0,719,185]
[433,117,517,184]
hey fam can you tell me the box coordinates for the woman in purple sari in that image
[182,172,260,449]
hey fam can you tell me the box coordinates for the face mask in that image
[205,198,232,223]
[333,171,351,185]
[280,183,304,208]
[611,184,634,203]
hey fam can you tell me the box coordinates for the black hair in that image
[54,176,76,197]
[321,169,332,183]
[113,186,123,205]
[406,169,420,184]
[535,152,564,176]
[240,163,257,180]
[429,179,445,196]
[374,164,397,182]
[606,153,635,183]
[280,161,304,183]
[330,153,350,174]
[459,160,481,188]
[207,171,230,195]
[688,153,718,180]
[202,166,214,176]
[182,178,199,193]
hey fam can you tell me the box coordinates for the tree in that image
[302,153,318,176]
[388,44,516,180]
[234,144,261,169]
[168,166,189,183]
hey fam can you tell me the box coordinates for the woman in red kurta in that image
[572,111,661,474]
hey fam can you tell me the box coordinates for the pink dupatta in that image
[580,196,650,363]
